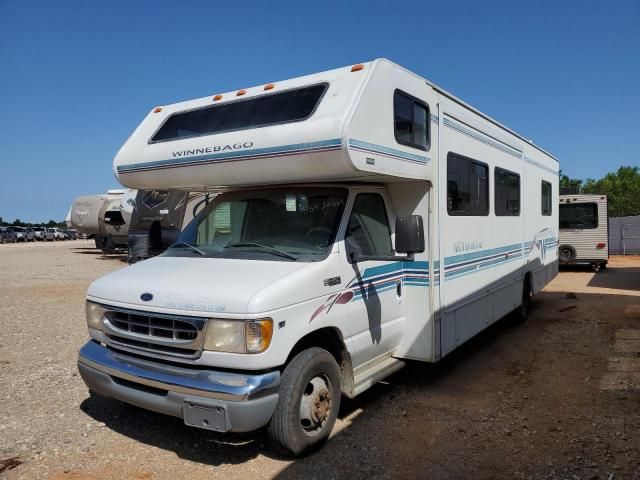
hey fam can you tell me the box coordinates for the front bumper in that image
[77,341,280,432]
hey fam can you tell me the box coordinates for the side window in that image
[541,181,552,216]
[394,90,429,151]
[495,167,520,216]
[346,193,393,256]
[447,152,489,215]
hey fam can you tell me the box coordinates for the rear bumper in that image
[77,341,280,432]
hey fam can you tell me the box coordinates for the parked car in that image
[48,227,65,241]
[44,228,55,241]
[24,227,36,242]
[8,226,30,242]
[33,227,48,241]
[63,229,78,240]
[0,226,17,243]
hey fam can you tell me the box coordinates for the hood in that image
[87,255,309,315]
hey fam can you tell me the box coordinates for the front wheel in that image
[268,347,341,457]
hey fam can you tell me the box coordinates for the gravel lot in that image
[1,241,639,479]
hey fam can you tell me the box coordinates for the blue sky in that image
[1,0,638,223]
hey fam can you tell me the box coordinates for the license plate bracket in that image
[183,402,227,432]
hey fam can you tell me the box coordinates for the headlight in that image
[85,301,107,331]
[204,318,273,354]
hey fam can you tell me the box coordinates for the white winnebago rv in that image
[77,59,559,456]
[559,194,608,271]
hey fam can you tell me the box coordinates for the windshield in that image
[165,187,348,261]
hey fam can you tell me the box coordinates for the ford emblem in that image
[140,292,153,302]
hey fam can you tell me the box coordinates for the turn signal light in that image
[351,64,364,72]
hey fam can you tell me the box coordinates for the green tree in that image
[581,166,640,217]
[46,220,58,227]
[13,218,23,226]
[559,170,582,191]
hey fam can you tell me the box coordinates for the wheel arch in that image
[285,327,355,398]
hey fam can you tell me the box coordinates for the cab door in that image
[341,190,405,368]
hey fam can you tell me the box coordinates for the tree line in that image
[560,166,639,217]
[0,217,67,228]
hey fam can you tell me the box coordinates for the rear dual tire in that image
[268,347,341,457]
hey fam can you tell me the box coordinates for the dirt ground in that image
[0,241,638,479]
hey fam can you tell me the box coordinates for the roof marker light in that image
[153,107,163,113]
[264,83,275,91]
[351,64,364,72]
[213,94,223,101]
[236,89,247,96]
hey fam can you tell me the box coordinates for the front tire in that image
[268,347,341,457]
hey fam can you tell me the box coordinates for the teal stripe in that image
[349,139,429,164]
[117,139,342,173]
[446,254,523,281]
[445,242,522,266]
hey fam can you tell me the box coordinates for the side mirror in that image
[395,215,425,256]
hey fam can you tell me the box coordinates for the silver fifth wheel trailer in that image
[559,194,608,271]
[70,189,136,250]
[77,59,559,456]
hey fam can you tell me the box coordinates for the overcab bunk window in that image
[394,90,429,150]
[150,84,328,143]
[541,181,552,216]
[447,152,489,215]
[494,167,520,216]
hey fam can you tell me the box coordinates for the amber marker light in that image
[351,64,364,72]
[264,83,275,91]
[213,94,223,101]
[236,89,247,96]
[153,107,163,113]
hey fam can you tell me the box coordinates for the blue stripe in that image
[349,139,429,164]
[446,254,524,280]
[445,243,523,267]
[117,139,342,173]
[356,261,429,283]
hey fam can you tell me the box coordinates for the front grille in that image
[101,306,206,359]
[109,311,198,341]
[104,334,200,357]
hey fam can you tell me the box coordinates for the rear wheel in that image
[512,275,532,324]
[267,347,341,457]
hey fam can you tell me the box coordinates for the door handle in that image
[396,280,402,298]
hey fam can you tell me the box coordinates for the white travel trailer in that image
[559,194,608,271]
[78,59,559,455]
[70,189,136,249]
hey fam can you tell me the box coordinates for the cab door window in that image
[346,193,393,256]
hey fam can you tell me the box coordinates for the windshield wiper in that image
[225,242,297,261]
[169,242,206,257]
